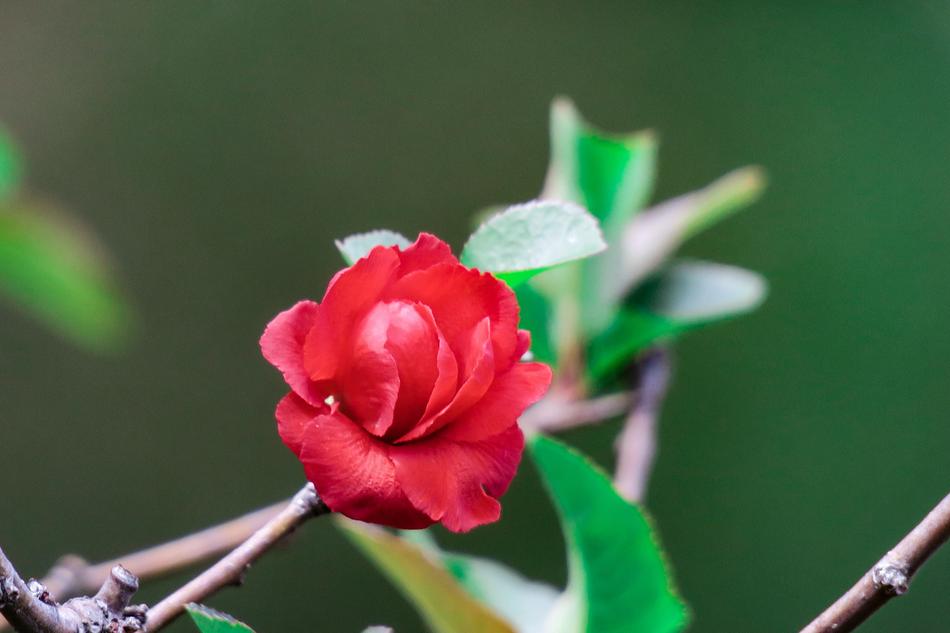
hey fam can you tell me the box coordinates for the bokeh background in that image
[2,2,949,631]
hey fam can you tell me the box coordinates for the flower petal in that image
[260,300,326,406]
[275,391,322,456]
[341,348,400,437]
[385,263,520,372]
[396,233,457,276]
[303,246,400,381]
[439,362,552,443]
[389,425,524,533]
[396,317,494,443]
[515,328,532,361]
[298,411,432,529]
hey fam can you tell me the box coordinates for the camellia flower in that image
[260,233,552,532]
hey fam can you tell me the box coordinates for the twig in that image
[521,391,634,432]
[800,491,950,633]
[614,348,670,502]
[0,551,146,633]
[0,500,290,633]
[145,483,329,632]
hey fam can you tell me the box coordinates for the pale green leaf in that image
[0,201,133,351]
[461,200,605,287]
[544,98,656,235]
[338,518,517,633]
[617,167,766,295]
[528,435,689,633]
[186,604,254,633]
[542,97,658,336]
[589,259,767,381]
[335,229,412,265]
[398,530,561,633]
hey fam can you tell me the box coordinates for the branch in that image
[145,483,329,632]
[800,491,950,633]
[0,499,290,632]
[614,347,670,502]
[0,551,146,633]
[521,391,634,433]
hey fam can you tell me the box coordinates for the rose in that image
[260,233,551,532]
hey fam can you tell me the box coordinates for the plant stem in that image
[800,491,950,633]
[0,500,291,633]
[614,347,670,502]
[145,483,328,632]
[521,391,633,432]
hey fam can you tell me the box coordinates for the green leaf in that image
[515,282,556,366]
[0,127,22,200]
[0,201,133,351]
[186,604,255,633]
[617,167,766,295]
[335,229,412,265]
[528,435,689,633]
[461,200,606,287]
[542,97,658,336]
[589,260,767,381]
[362,628,394,633]
[545,98,656,235]
[398,530,560,633]
[442,550,560,633]
[338,518,517,633]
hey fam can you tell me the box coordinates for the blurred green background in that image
[2,2,949,631]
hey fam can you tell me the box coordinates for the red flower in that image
[260,233,551,532]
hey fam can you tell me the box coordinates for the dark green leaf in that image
[335,229,412,265]
[186,604,255,633]
[461,200,606,287]
[515,282,556,366]
[589,260,767,381]
[618,167,766,294]
[529,435,689,633]
[0,127,22,200]
[0,202,133,351]
[338,518,517,633]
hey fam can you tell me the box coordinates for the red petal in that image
[515,329,532,360]
[275,391,321,456]
[260,301,326,406]
[440,362,552,443]
[303,247,400,381]
[298,411,432,529]
[341,348,400,437]
[396,317,494,442]
[389,425,524,533]
[385,263,520,373]
[396,233,457,276]
[380,302,457,440]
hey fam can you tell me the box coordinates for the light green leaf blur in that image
[589,260,767,381]
[335,229,412,265]
[186,604,255,633]
[0,201,133,351]
[461,200,606,288]
[528,435,689,633]
[398,529,561,633]
[338,518,517,633]
[0,128,21,201]
[617,166,766,295]
[542,98,658,336]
